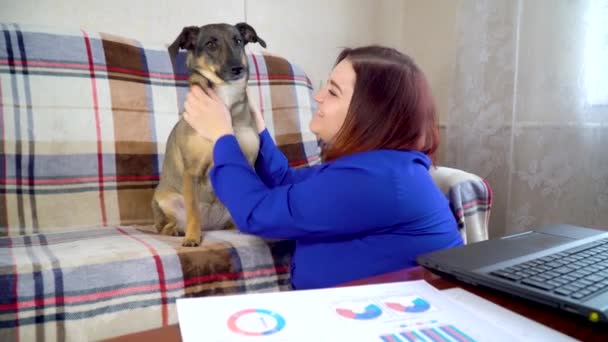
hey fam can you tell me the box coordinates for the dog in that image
[152,22,266,247]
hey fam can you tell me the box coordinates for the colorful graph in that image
[335,303,383,320]
[385,297,431,313]
[227,308,286,336]
[380,325,476,342]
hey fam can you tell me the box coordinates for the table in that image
[105,266,607,341]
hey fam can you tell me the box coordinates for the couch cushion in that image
[0,226,294,341]
[0,23,319,236]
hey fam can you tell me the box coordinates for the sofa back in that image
[0,24,320,236]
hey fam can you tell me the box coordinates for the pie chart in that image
[335,303,383,320]
[385,297,431,313]
[227,308,286,336]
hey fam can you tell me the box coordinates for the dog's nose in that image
[231,66,244,76]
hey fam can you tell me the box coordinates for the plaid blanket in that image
[0,226,294,341]
[430,166,492,244]
[0,23,320,236]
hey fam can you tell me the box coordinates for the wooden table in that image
[106,266,607,341]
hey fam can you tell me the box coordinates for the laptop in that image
[416,224,608,323]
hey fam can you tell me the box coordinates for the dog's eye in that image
[235,38,243,45]
[205,41,217,50]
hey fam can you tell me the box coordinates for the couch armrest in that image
[430,166,492,244]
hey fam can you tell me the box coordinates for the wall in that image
[445,0,608,236]
[399,0,463,162]
[0,0,463,123]
[0,0,411,94]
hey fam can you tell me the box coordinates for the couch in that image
[0,23,492,341]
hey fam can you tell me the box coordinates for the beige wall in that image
[0,0,412,94]
[0,0,461,118]
[245,0,407,91]
[398,1,463,163]
[402,0,462,124]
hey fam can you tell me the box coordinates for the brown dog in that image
[152,23,266,246]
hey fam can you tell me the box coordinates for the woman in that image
[183,45,463,290]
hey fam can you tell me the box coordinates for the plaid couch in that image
[0,23,492,341]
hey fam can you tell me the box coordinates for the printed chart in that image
[334,300,384,320]
[176,280,518,341]
[332,295,437,322]
[384,297,432,313]
[227,309,286,336]
[380,324,476,342]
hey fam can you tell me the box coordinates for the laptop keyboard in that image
[490,238,608,300]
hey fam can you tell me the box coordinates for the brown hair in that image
[321,45,439,163]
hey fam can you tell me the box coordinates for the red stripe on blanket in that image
[482,178,493,228]
[1,282,180,310]
[288,154,321,167]
[454,201,491,219]
[462,198,491,209]
[0,265,288,310]
[0,59,311,84]
[82,31,107,226]
[0,59,183,80]
[483,179,493,206]
[1,175,159,185]
[0,161,320,184]
[255,74,311,84]
[183,265,289,286]
[115,227,168,326]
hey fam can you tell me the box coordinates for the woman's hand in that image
[183,86,234,143]
[247,89,267,134]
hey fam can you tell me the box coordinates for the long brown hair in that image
[322,46,439,163]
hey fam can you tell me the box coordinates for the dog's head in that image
[169,22,266,85]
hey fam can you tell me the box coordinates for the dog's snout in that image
[231,66,244,76]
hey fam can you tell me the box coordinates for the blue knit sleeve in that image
[254,129,322,187]
[211,134,399,239]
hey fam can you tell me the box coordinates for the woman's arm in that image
[255,129,323,187]
[210,135,400,240]
[248,95,322,186]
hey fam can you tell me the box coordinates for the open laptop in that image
[416,224,608,323]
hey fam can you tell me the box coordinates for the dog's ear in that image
[168,26,200,57]
[235,22,267,48]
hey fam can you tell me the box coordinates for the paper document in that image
[442,288,576,341]
[177,280,520,341]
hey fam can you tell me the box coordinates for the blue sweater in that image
[210,129,463,290]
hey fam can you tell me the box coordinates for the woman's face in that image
[310,59,356,144]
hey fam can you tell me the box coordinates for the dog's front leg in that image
[182,172,202,247]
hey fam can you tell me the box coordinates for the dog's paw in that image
[160,223,180,237]
[181,236,201,247]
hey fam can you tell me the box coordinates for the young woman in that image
[183,45,463,290]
